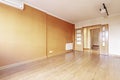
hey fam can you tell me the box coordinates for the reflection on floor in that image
[0,51,120,80]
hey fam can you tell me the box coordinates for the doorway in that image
[75,24,109,55]
[90,28,100,51]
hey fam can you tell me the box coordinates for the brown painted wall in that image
[0,3,75,66]
[47,15,75,56]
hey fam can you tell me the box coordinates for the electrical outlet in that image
[49,51,53,54]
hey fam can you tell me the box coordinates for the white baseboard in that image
[109,54,120,57]
[0,56,47,70]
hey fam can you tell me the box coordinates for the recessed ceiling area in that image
[25,0,120,23]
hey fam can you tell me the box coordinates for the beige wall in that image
[0,3,74,66]
[75,14,120,55]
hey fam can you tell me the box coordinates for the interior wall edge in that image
[24,2,74,24]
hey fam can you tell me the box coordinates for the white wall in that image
[75,14,120,55]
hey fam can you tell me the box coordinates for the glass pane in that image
[102,37,105,41]
[102,31,105,37]
[77,42,81,44]
[76,34,81,37]
[102,42,105,46]
[77,38,81,41]
[106,31,108,38]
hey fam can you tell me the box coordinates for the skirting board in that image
[0,56,47,70]
[109,53,120,57]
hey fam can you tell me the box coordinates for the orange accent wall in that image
[0,3,75,66]
[47,15,75,56]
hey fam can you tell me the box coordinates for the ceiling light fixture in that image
[100,3,109,16]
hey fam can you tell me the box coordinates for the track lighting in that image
[100,3,109,16]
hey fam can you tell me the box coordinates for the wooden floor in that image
[0,51,120,80]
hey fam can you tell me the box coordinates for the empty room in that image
[0,0,120,80]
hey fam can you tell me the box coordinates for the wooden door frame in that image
[100,24,109,55]
[81,24,109,55]
[75,28,83,51]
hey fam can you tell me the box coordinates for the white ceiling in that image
[25,0,120,24]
